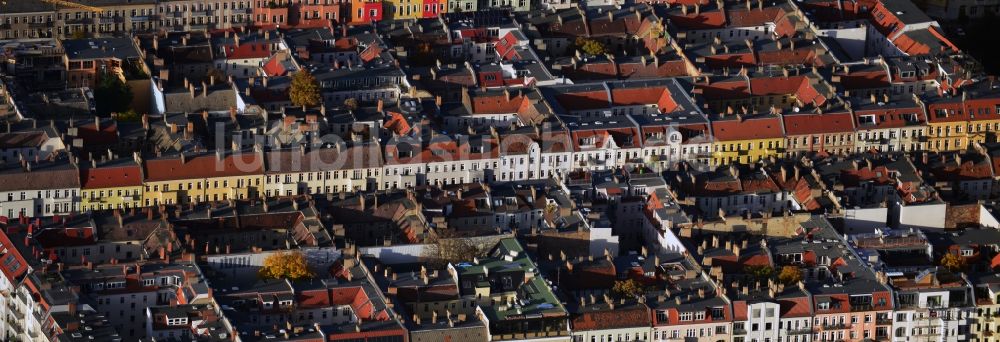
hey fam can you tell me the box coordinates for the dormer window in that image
[859,115,876,126]
[936,109,948,118]
[818,302,830,310]
[960,249,974,256]
[167,317,188,326]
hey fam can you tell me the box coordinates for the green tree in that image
[94,72,133,117]
[575,37,608,56]
[289,70,321,108]
[612,279,644,299]
[343,98,359,110]
[259,252,314,281]
[115,109,141,122]
[940,253,965,272]
[744,265,774,280]
[70,30,87,39]
[777,265,803,285]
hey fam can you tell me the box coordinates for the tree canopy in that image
[94,72,133,117]
[575,37,608,56]
[778,265,803,285]
[744,265,775,280]
[612,279,644,299]
[259,252,314,281]
[940,253,965,272]
[289,69,321,108]
[343,98,359,110]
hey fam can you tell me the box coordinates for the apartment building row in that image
[5,157,1000,342]
[0,0,536,41]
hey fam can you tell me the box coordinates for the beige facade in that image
[156,0,254,32]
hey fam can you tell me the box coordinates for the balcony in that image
[65,17,92,25]
[733,329,747,335]
[494,330,569,341]
[99,16,124,24]
[822,323,851,330]
[877,318,893,325]
[172,11,185,18]
[788,328,813,335]
[190,10,213,17]
[189,23,214,31]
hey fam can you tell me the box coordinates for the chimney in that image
[377,99,384,112]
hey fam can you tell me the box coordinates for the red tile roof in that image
[470,93,531,114]
[80,162,143,189]
[359,44,383,63]
[262,56,289,77]
[0,230,28,283]
[726,7,784,28]
[143,152,263,182]
[571,304,650,331]
[839,71,890,90]
[556,91,610,111]
[779,296,813,317]
[610,87,679,112]
[382,111,413,136]
[224,43,272,60]
[711,115,784,141]
[782,112,855,135]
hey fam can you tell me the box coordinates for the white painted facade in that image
[0,187,80,218]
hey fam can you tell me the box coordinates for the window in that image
[711,307,725,319]
[679,312,693,321]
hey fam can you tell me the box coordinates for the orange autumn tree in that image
[259,252,314,281]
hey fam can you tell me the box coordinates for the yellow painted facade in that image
[385,0,424,19]
[712,138,785,166]
[925,121,969,152]
[143,175,263,206]
[81,185,144,211]
[968,117,1000,146]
